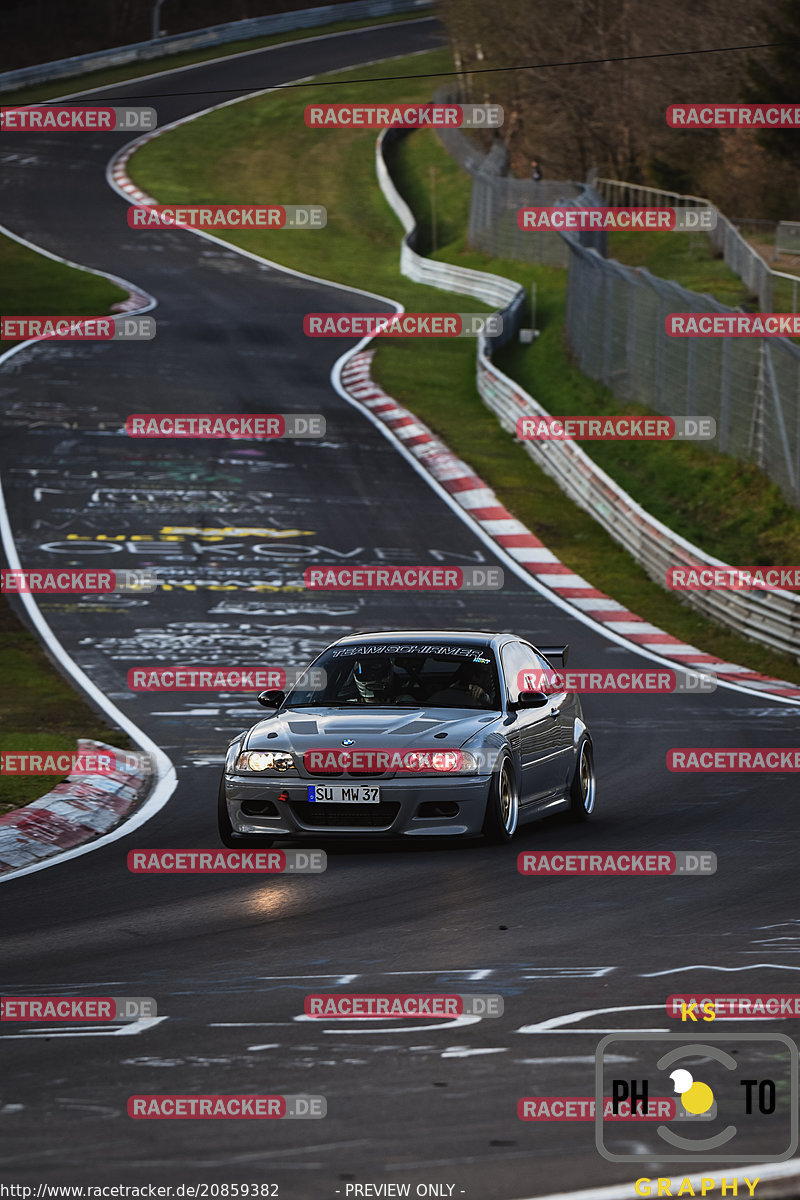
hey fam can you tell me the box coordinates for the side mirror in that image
[510,690,550,710]
[257,689,285,709]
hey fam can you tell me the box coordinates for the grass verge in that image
[0,600,133,814]
[126,50,800,684]
[0,237,133,812]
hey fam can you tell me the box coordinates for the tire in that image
[482,754,519,844]
[217,775,274,848]
[567,739,596,821]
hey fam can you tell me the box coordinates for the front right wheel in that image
[567,739,596,821]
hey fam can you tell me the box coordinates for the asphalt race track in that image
[1,17,799,1199]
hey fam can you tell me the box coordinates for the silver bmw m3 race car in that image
[218,630,595,846]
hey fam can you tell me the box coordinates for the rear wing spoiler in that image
[538,644,569,669]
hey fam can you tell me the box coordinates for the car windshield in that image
[286,642,500,709]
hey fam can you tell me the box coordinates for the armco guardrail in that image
[475,353,800,661]
[377,128,526,347]
[376,130,800,661]
[0,0,432,94]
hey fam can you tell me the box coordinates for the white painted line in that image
[516,1005,665,1034]
[642,963,800,977]
[0,1016,166,1038]
[441,1046,507,1058]
[293,1014,482,1033]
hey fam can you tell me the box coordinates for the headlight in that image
[236,751,295,773]
[427,750,479,773]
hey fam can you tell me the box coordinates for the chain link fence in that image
[433,86,606,265]
[563,239,800,507]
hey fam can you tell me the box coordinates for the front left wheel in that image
[482,755,519,844]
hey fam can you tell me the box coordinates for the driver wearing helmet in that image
[353,656,397,704]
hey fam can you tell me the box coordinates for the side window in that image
[501,641,544,703]
[528,644,565,693]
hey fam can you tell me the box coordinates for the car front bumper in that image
[224,772,494,839]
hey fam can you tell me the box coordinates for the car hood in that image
[245,707,499,752]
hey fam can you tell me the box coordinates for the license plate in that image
[307,785,380,804]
